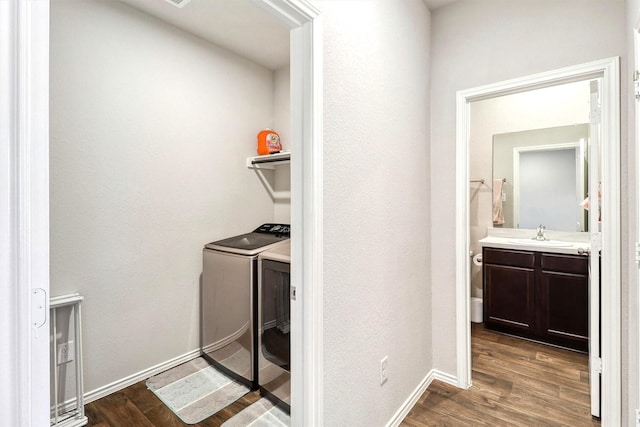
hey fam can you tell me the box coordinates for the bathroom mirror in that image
[492,124,589,231]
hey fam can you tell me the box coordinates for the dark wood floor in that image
[85,324,599,426]
[401,323,600,426]
[85,381,261,426]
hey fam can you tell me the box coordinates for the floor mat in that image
[222,398,290,427]
[146,357,250,425]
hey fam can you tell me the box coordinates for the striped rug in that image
[146,357,250,424]
[222,398,289,427]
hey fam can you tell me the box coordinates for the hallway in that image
[401,324,599,426]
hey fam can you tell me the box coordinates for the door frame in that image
[2,0,51,425]
[634,19,640,425]
[5,0,324,425]
[256,1,325,425]
[455,57,620,425]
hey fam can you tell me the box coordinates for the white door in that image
[588,79,602,418]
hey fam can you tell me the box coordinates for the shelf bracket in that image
[247,152,291,201]
[252,168,291,201]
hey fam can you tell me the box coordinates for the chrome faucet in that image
[534,225,548,241]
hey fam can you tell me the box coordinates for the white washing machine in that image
[201,224,289,388]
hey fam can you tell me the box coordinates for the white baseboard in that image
[386,369,459,427]
[83,348,201,405]
[432,369,459,387]
[51,414,88,427]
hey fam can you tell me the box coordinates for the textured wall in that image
[430,0,626,388]
[320,1,432,425]
[50,0,277,394]
[273,65,291,224]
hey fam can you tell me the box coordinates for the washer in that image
[258,241,291,410]
[201,224,289,387]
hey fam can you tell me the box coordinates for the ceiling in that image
[118,0,291,70]
[117,0,458,70]
[422,0,458,10]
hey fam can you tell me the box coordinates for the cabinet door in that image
[484,264,535,334]
[539,269,589,352]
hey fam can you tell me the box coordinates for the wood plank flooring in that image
[85,324,599,426]
[84,381,261,426]
[401,324,600,426]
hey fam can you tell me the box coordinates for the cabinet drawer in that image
[483,248,535,268]
[541,253,588,275]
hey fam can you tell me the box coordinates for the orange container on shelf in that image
[257,129,282,155]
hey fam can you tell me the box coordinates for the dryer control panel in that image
[254,223,290,236]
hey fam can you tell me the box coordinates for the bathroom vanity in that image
[479,234,591,353]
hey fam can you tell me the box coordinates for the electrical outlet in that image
[57,341,74,365]
[380,356,388,385]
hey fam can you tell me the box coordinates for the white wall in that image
[50,0,278,395]
[273,65,291,223]
[626,0,639,424]
[320,1,432,425]
[430,0,626,395]
[274,65,291,152]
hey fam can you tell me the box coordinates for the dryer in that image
[258,240,291,409]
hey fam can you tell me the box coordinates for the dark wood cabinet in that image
[484,263,535,333]
[483,247,589,352]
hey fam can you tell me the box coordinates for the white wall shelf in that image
[246,151,291,170]
[247,151,291,201]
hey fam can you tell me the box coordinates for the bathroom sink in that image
[507,238,574,248]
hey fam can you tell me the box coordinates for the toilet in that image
[470,252,483,323]
[471,297,483,323]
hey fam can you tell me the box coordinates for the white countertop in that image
[478,228,591,255]
[259,240,291,263]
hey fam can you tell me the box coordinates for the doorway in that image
[455,57,621,425]
[6,0,323,425]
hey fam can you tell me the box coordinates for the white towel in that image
[493,179,505,225]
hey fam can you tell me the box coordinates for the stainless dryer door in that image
[258,259,291,408]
